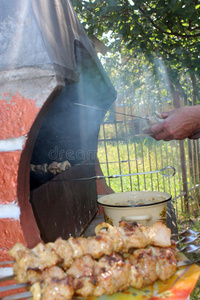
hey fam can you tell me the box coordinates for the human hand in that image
[143,106,200,141]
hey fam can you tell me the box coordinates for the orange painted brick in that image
[0,219,26,258]
[0,92,39,139]
[0,151,22,203]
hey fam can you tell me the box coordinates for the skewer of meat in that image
[29,246,177,300]
[8,221,172,283]
[8,221,176,300]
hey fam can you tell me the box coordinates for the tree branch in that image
[139,5,200,38]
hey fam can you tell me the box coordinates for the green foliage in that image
[71,0,200,103]
[191,283,200,300]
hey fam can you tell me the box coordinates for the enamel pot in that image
[97,191,172,227]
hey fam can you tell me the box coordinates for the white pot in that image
[97,191,172,227]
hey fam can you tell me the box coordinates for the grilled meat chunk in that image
[30,268,73,300]
[93,259,131,297]
[67,254,96,278]
[148,221,171,247]
[73,276,95,297]
[46,238,74,269]
[126,246,177,285]
[150,246,177,281]
[118,221,149,250]
[41,276,74,300]
[127,248,158,286]
[9,243,61,283]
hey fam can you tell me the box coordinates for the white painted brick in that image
[0,204,20,219]
[0,135,27,152]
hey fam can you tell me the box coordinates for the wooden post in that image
[174,91,190,217]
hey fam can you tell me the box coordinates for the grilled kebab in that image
[8,221,177,300]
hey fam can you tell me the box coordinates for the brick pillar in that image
[0,68,64,262]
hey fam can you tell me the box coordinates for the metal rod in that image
[114,118,123,191]
[0,292,81,300]
[0,260,14,266]
[0,291,31,300]
[175,91,190,217]
[74,103,148,120]
[177,258,200,267]
[51,166,176,182]
[78,158,143,166]
[0,275,15,283]
[0,283,27,293]
[123,107,133,190]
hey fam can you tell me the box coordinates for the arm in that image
[143,106,200,141]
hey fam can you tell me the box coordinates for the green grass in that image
[98,137,182,195]
[191,279,200,300]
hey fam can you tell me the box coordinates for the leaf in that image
[105,0,118,6]
[170,0,183,13]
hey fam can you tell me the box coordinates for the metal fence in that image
[97,93,200,223]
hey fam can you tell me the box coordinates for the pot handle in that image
[121,215,152,222]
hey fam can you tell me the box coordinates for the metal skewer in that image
[179,244,200,253]
[0,283,27,293]
[74,103,148,120]
[0,260,14,266]
[177,258,200,267]
[175,234,200,245]
[76,158,143,166]
[0,291,31,300]
[172,229,200,238]
[51,166,176,182]
[0,292,81,300]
